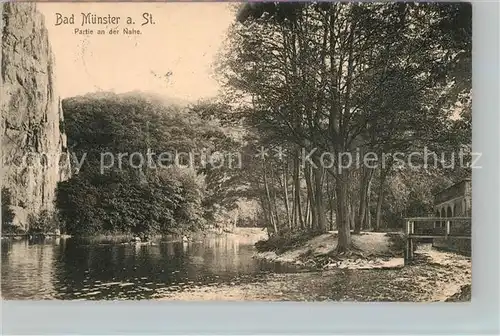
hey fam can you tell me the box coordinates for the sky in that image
[38,3,235,102]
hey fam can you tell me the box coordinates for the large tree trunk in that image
[355,167,374,234]
[335,172,351,252]
[304,161,317,230]
[354,185,365,234]
[304,193,310,228]
[349,198,356,230]
[259,195,272,235]
[375,190,383,231]
[293,153,305,229]
[314,166,327,232]
[270,168,280,231]
[263,162,277,234]
[327,177,335,230]
[283,163,291,229]
[257,174,274,236]
[365,184,372,231]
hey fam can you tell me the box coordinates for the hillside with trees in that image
[56,92,246,236]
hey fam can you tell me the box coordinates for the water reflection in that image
[1,230,294,300]
[1,240,57,299]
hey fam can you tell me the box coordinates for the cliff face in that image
[1,3,70,229]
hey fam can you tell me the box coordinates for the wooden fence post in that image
[404,220,409,265]
[404,219,414,265]
[409,221,414,260]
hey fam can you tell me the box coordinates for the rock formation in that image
[1,3,70,230]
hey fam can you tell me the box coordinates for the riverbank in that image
[255,232,405,270]
[2,227,470,301]
[0,227,264,244]
[77,227,267,244]
[156,232,471,302]
[0,233,71,240]
[2,227,271,300]
[156,245,471,302]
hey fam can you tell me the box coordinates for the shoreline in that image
[3,228,471,302]
[156,245,471,302]
[157,232,471,302]
[253,231,406,270]
[1,227,267,244]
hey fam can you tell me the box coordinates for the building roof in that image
[434,178,471,196]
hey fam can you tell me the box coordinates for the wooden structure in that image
[404,217,471,264]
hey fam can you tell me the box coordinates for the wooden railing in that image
[404,217,471,264]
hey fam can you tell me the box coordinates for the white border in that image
[2,1,499,334]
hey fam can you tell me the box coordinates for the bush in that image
[56,167,206,236]
[255,229,320,254]
[2,223,25,235]
[28,210,61,234]
[56,93,222,236]
[1,187,15,225]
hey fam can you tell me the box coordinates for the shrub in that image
[1,187,15,226]
[28,210,61,234]
[255,229,320,254]
[56,92,240,237]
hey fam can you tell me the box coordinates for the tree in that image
[219,2,471,251]
[2,187,15,227]
[56,92,226,236]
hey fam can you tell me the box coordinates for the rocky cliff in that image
[1,3,70,230]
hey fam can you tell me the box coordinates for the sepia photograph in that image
[1,1,472,302]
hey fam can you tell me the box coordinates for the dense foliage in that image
[218,2,472,249]
[1,187,17,233]
[56,92,237,236]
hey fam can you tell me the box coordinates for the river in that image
[1,228,297,300]
[1,228,471,301]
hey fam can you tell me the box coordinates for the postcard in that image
[1,2,472,302]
